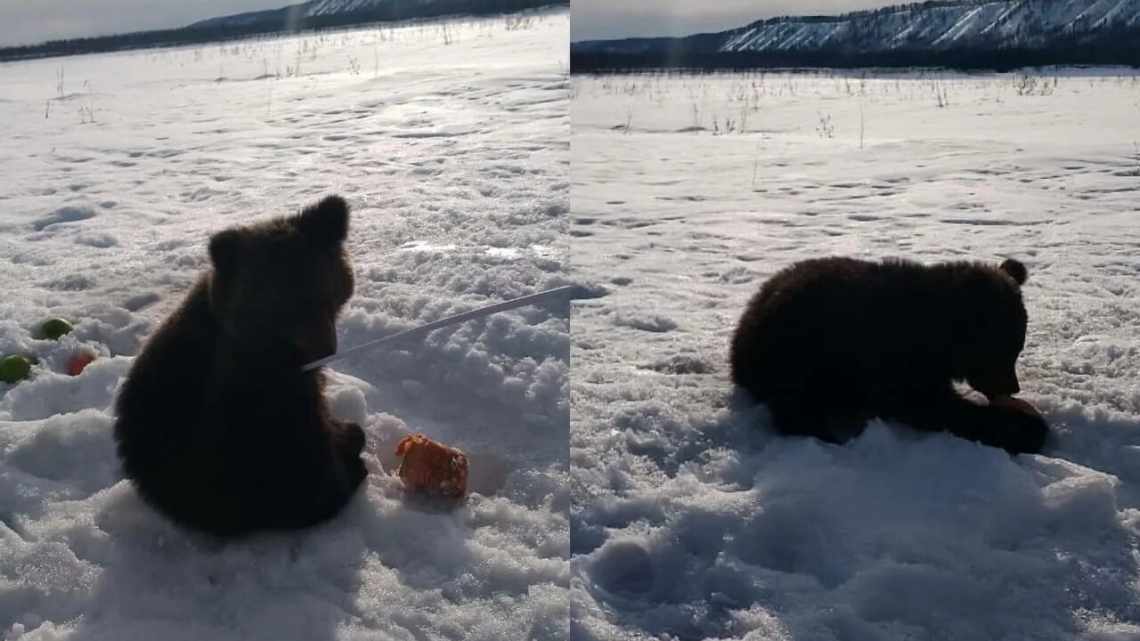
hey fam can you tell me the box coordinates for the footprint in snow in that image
[31,205,97,231]
[589,540,655,597]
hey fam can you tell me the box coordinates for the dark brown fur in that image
[730,256,1048,454]
[113,195,366,537]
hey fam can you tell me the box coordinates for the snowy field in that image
[0,8,568,640]
[571,70,1140,640]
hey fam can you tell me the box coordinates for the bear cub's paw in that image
[978,403,1049,455]
[334,420,367,457]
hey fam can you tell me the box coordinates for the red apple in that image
[67,350,97,376]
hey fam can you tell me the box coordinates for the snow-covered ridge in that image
[191,0,553,31]
[304,0,437,18]
[190,0,428,30]
[720,0,1140,53]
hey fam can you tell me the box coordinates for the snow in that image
[571,69,1140,640]
[0,8,569,640]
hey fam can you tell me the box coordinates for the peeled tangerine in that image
[394,433,468,498]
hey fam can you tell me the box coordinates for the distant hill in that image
[189,0,527,31]
[0,0,564,62]
[572,0,1140,71]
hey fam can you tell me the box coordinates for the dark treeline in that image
[0,0,565,63]
[571,38,1140,73]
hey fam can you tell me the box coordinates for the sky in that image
[572,0,903,42]
[0,0,285,47]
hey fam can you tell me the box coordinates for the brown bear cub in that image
[114,195,367,537]
[730,256,1048,455]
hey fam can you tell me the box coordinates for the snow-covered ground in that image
[571,70,1140,640]
[0,9,568,640]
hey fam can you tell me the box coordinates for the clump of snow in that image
[571,69,1140,640]
[0,8,568,640]
[614,312,678,333]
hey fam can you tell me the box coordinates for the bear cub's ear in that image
[296,195,349,246]
[999,258,1028,286]
[209,229,244,272]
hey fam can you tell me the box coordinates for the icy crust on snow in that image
[570,71,1140,640]
[0,9,569,640]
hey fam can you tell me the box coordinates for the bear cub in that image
[114,195,367,537]
[730,256,1048,454]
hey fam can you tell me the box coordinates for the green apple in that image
[38,318,74,340]
[0,354,32,384]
